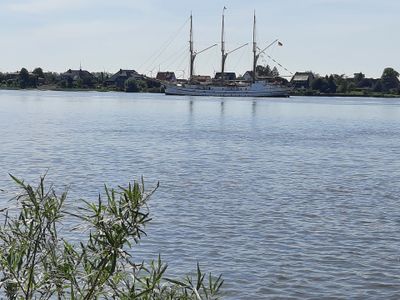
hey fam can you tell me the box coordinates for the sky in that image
[0,0,399,78]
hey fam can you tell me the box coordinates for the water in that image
[1,90,400,299]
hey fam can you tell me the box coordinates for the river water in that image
[1,90,400,299]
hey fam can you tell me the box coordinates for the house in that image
[214,72,236,81]
[2,71,39,87]
[105,69,141,89]
[291,72,315,89]
[191,75,211,83]
[156,72,176,82]
[241,71,274,82]
[242,71,254,81]
[61,69,96,86]
[3,72,19,85]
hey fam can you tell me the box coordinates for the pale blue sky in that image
[0,0,398,78]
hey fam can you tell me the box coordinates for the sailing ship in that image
[165,11,290,97]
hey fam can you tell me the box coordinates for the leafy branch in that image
[0,175,223,300]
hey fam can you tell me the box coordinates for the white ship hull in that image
[165,81,290,97]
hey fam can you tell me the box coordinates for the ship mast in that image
[252,12,257,83]
[188,13,217,82]
[252,11,280,82]
[221,7,227,83]
[220,7,248,84]
[189,13,195,80]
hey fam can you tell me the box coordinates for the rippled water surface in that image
[1,90,400,299]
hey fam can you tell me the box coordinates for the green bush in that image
[0,175,223,299]
[124,78,140,92]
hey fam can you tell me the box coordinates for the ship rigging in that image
[164,10,290,97]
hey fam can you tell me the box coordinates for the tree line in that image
[0,67,161,93]
[1,66,400,97]
[296,67,400,96]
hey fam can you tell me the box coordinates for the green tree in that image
[124,78,147,92]
[32,67,44,78]
[337,81,348,93]
[75,78,83,88]
[19,68,30,88]
[59,80,67,88]
[327,75,337,93]
[358,78,373,88]
[66,77,73,88]
[353,72,365,87]
[44,72,58,85]
[381,67,399,91]
[29,74,38,88]
[311,77,324,91]
[311,76,337,94]
[347,82,356,91]
[81,75,95,87]
[372,80,383,92]
[256,65,272,77]
[146,78,162,89]
[271,66,280,77]
[125,78,139,92]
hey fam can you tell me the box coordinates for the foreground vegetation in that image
[0,175,223,299]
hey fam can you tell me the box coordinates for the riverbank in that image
[0,84,163,94]
[2,85,400,98]
[291,90,400,98]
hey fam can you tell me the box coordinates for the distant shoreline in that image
[1,86,399,99]
[290,91,400,99]
[2,67,399,98]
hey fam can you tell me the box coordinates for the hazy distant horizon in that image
[0,0,399,78]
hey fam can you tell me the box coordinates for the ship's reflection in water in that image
[187,97,259,117]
